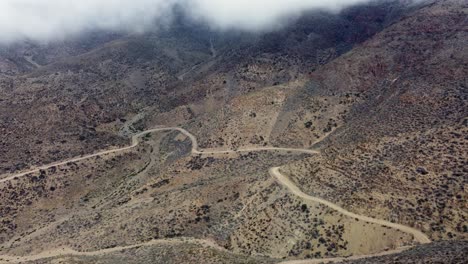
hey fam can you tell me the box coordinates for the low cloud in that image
[0,0,375,43]
[188,0,371,31]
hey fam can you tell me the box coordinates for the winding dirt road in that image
[269,167,430,244]
[0,127,430,263]
[0,127,317,184]
[0,238,225,263]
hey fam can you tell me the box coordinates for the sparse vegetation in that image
[0,0,466,263]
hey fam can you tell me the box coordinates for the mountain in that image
[0,0,466,263]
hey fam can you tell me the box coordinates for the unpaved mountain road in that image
[0,238,226,263]
[0,127,317,184]
[0,127,430,263]
[269,167,431,245]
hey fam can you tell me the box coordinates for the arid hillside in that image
[0,0,416,174]
[281,0,467,241]
[0,0,466,263]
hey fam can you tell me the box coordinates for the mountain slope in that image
[0,0,466,263]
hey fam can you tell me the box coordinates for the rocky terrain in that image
[0,0,466,263]
[343,241,468,264]
[281,0,467,241]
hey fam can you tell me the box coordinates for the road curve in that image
[0,126,430,263]
[0,127,317,184]
[269,167,431,245]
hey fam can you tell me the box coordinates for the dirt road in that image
[0,126,430,263]
[0,127,317,184]
[0,238,225,263]
[269,167,431,244]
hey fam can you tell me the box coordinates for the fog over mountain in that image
[0,0,375,43]
[0,0,466,263]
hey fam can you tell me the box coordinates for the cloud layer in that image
[0,0,373,43]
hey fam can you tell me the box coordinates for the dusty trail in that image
[0,126,430,263]
[0,238,225,263]
[24,56,41,68]
[0,127,317,184]
[269,167,431,245]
